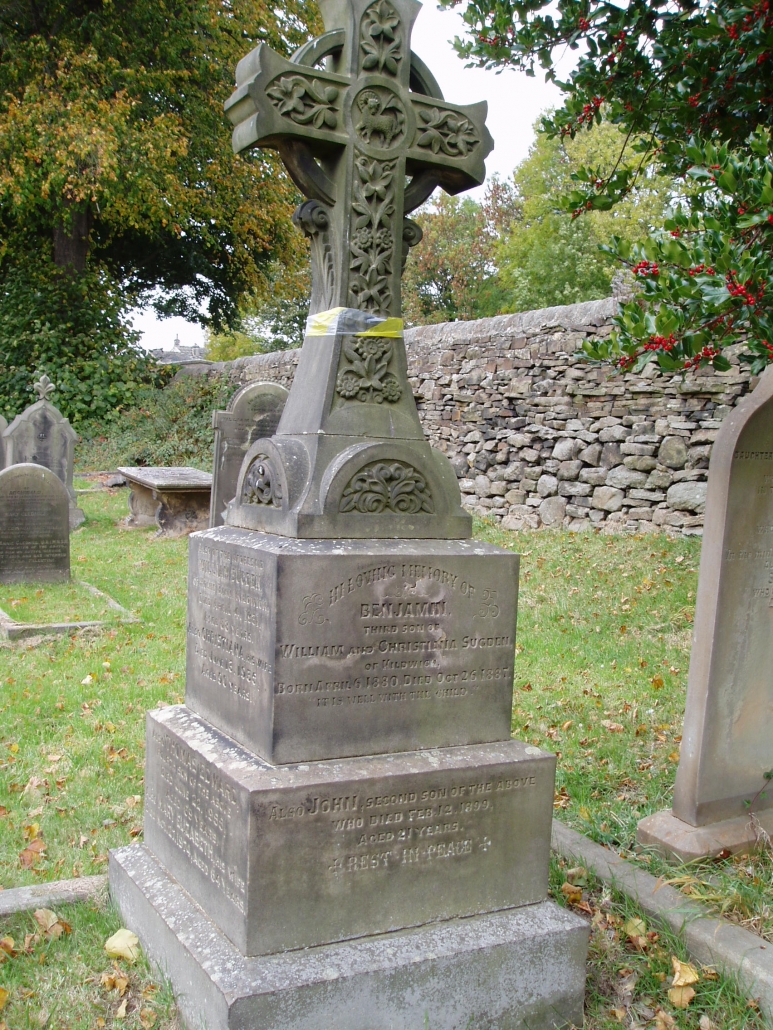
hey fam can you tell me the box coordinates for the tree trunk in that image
[53,205,93,272]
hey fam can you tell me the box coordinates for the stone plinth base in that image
[637,807,773,862]
[110,844,589,1030]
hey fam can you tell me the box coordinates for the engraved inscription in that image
[147,728,246,913]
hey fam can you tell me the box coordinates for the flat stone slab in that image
[186,528,519,763]
[110,842,588,1030]
[637,806,773,862]
[118,467,212,538]
[0,875,106,917]
[0,580,138,641]
[144,705,554,956]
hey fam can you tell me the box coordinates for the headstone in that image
[209,381,288,527]
[109,4,588,1028]
[118,466,212,537]
[2,376,85,530]
[638,366,773,860]
[0,464,70,584]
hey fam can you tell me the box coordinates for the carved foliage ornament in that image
[266,75,340,130]
[360,0,402,76]
[336,336,402,404]
[242,454,282,507]
[349,152,395,312]
[339,461,434,514]
[32,374,56,401]
[416,108,480,157]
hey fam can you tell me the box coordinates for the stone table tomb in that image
[118,466,213,538]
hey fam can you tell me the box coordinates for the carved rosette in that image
[339,461,434,514]
[335,336,402,404]
[242,454,282,507]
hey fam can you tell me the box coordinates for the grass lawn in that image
[0,581,127,628]
[0,492,768,1028]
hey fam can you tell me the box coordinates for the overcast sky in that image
[133,2,563,351]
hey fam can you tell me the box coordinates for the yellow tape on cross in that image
[305,307,403,338]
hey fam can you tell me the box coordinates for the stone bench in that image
[118,467,212,538]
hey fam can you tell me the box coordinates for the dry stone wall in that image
[187,296,756,536]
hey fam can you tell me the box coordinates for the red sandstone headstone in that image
[638,365,773,860]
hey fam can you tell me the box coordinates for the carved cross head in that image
[225,0,493,318]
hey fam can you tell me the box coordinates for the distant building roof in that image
[149,336,207,364]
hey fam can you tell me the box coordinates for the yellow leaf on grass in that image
[654,1009,676,1029]
[671,956,699,987]
[651,675,665,690]
[0,988,7,1011]
[116,996,128,1019]
[33,910,63,939]
[600,720,623,732]
[624,917,647,938]
[140,1009,157,1028]
[560,882,582,904]
[668,985,696,1008]
[104,928,140,963]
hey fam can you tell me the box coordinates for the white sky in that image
[134,2,563,351]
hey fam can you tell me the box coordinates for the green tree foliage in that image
[443,0,773,372]
[0,0,318,421]
[206,263,311,360]
[401,185,516,325]
[498,119,673,311]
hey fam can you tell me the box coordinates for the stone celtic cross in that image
[225,0,492,320]
[223,0,492,539]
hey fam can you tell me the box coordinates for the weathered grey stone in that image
[0,464,70,584]
[119,467,213,537]
[629,489,666,502]
[666,481,708,512]
[557,459,583,480]
[210,381,288,527]
[599,442,622,468]
[623,455,658,472]
[579,468,608,486]
[640,367,773,857]
[539,496,567,526]
[536,474,558,497]
[557,481,591,497]
[646,469,673,489]
[110,843,589,1030]
[606,465,648,490]
[578,442,602,465]
[144,705,554,955]
[2,376,84,530]
[186,528,518,764]
[489,480,507,496]
[474,474,492,497]
[658,435,689,469]
[620,441,656,456]
[592,486,625,512]
[551,437,580,461]
[598,425,629,443]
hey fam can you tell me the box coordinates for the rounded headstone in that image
[0,463,70,583]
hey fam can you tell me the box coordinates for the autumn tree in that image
[402,183,518,325]
[444,0,773,373]
[0,0,318,421]
[498,118,673,311]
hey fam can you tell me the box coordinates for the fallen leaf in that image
[0,939,15,958]
[668,985,696,1008]
[699,1016,716,1030]
[139,1009,157,1028]
[115,996,128,1019]
[651,675,665,690]
[671,956,699,987]
[0,988,7,1011]
[601,720,624,733]
[20,838,46,867]
[0,808,7,818]
[668,751,681,764]
[565,866,588,886]
[104,928,140,963]
[610,1007,627,1022]
[561,882,582,904]
[81,675,94,686]
[654,1009,676,1029]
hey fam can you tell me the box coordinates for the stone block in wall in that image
[598,425,630,443]
[628,489,666,502]
[623,456,657,472]
[537,475,558,497]
[579,468,608,486]
[578,443,602,465]
[539,496,567,526]
[592,486,625,512]
[599,443,622,468]
[552,438,581,460]
[646,469,673,489]
[558,482,591,498]
[666,481,708,513]
[658,436,689,469]
[557,460,583,480]
[606,466,648,490]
